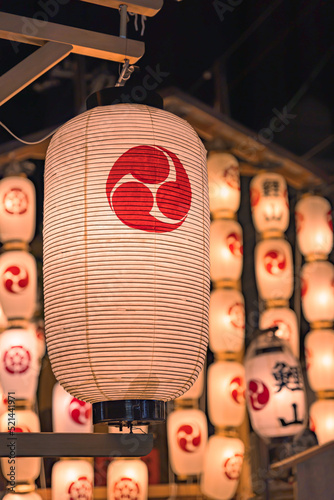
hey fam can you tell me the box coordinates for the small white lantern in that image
[201,435,244,500]
[52,383,93,433]
[260,307,299,358]
[0,303,7,331]
[107,459,148,500]
[0,176,36,243]
[301,261,334,324]
[305,329,334,392]
[255,238,293,301]
[245,330,306,439]
[3,493,42,500]
[167,408,207,476]
[51,460,94,500]
[0,251,37,320]
[210,219,243,283]
[0,328,40,402]
[309,399,334,445]
[0,409,41,486]
[176,368,205,401]
[250,172,289,234]
[28,320,46,360]
[207,361,246,428]
[207,152,241,218]
[209,288,245,353]
[295,196,333,259]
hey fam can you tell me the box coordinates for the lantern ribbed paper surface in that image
[44,103,210,405]
[52,460,94,500]
[207,152,240,218]
[177,368,204,400]
[305,329,334,392]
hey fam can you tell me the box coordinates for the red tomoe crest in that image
[227,232,243,257]
[247,379,270,411]
[230,376,245,405]
[68,476,93,500]
[264,249,287,275]
[229,302,245,329]
[223,454,243,480]
[3,188,28,215]
[69,398,92,425]
[113,477,140,500]
[106,145,192,233]
[3,345,31,374]
[176,423,201,453]
[223,165,240,191]
[8,425,31,433]
[3,265,29,294]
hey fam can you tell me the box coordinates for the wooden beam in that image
[271,440,334,471]
[0,139,50,167]
[0,12,144,64]
[80,0,163,16]
[0,42,72,106]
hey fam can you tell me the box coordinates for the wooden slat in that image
[271,440,334,471]
[80,0,163,16]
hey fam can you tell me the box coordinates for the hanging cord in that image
[128,12,147,36]
[0,121,58,145]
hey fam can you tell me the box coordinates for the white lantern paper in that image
[44,102,210,406]
[28,320,46,360]
[177,368,204,401]
[167,408,207,476]
[107,459,148,500]
[309,399,334,445]
[209,288,245,353]
[52,460,94,500]
[301,261,334,324]
[207,361,246,428]
[250,172,289,234]
[255,238,293,301]
[0,176,36,243]
[305,329,334,392]
[260,307,299,358]
[52,383,93,433]
[295,196,333,259]
[245,332,306,439]
[0,384,8,416]
[0,328,40,401]
[210,219,243,283]
[207,152,240,217]
[0,303,7,331]
[201,435,244,500]
[3,493,42,500]
[0,409,41,484]
[0,251,37,320]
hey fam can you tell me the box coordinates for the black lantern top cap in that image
[86,87,164,110]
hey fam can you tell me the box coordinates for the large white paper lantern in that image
[3,493,42,500]
[107,459,148,500]
[210,219,243,283]
[255,238,293,301]
[0,409,41,486]
[207,361,246,428]
[167,408,207,476]
[207,152,240,218]
[260,307,299,358]
[305,329,334,392]
[250,172,289,234]
[201,435,244,500]
[52,460,94,500]
[209,288,245,353]
[309,399,334,445]
[245,330,306,439]
[176,368,205,401]
[301,261,334,324]
[52,382,93,433]
[0,328,40,401]
[0,176,36,243]
[0,251,37,320]
[44,97,210,423]
[295,195,333,259]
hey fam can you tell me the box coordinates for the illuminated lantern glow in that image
[245,331,306,439]
[305,329,334,392]
[0,251,37,320]
[250,172,289,234]
[255,238,293,301]
[295,196,333,259]
[44,99,210,422]
[52,383,93,433]
[0,303,7,331]
[167,408,207,476]
[201,435,244,500]
[3,493,42,500]
[207,152,240,218]
[209,288,245,353]
[0,328,40,401]
[301,261,334,324]
[260,307,299,358]
[309,399,334,445]
[28,320,46,360]
[0,176,36,243]
[51,459,94,500]
[176,368,204,401]
[207,361,246,428]
[0,409,41,485]
[210,219,243,283]
[107,459,148,500]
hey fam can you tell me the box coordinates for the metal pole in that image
[119,4,128,38]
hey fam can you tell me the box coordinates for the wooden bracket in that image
[80,0,163,16]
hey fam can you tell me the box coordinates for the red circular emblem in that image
[264,249,287,275]
[8,425,31,433]
[223,165,240,191]
[106,145,191,233]
[247,379,270,411]
[230,376,245,404]
[295,211,304,234]
[176,423,201,453]
[229,302,245,329]
[68,476,93,500]
[227,232,243,257]
[3,265,29,294]
[68,398,92,425]
[3,345,31,374]
[223,453,243,480]
[3,188,28,215]
[113,477,140,500]
[250,187,260,208]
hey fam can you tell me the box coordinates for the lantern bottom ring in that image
[92,399,166,426]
